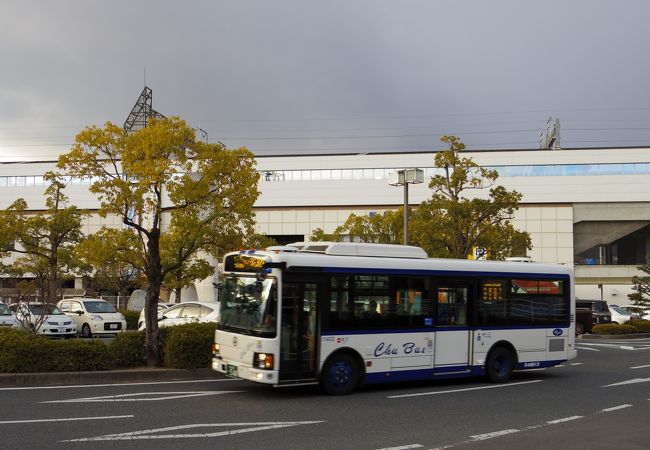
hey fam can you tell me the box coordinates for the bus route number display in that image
[482,281,504,301]
[225,254,268,272]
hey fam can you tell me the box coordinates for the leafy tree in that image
[161,227,214,303]
[57,117,259,366]
[311,210,405,244]
[310,228,336,242]
[243,233,278,249]
[74,229,141,300]
[8,281,49,334]
[0,174,84,303]
[410,135,530,259]
[629,264,650,308]
[310,136,530,260]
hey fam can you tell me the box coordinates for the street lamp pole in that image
[403,180,409,245]
[389,168,424,245]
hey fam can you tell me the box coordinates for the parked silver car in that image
[9,302,76,338]
[137,302,174,330]
[0,302,20,329]
[138,301,219,331]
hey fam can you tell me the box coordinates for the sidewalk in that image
[0,367,217,387]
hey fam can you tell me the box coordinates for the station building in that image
[2,145,650,303]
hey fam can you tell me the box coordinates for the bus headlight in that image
[212,343,221,358]
[254,352,274,370]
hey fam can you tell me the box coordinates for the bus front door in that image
[434,283,472,374]
[279,281,319,382]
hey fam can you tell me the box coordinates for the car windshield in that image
[83,301,117,314]
[219,276,277,337]
[0,304,11,315]
[611,306,630,315]
[29,304,63,315]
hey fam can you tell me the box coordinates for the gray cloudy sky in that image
[2,0,650,161]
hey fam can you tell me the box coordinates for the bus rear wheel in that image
[321,353,360,395]
[486,346,515,383]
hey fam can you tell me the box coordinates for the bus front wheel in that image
[486,346,515,383]
[321,353,360,396]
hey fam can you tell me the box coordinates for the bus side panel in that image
[473,328,567,369]
[320,332,434,380]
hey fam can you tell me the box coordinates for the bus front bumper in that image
[212,358,279,385]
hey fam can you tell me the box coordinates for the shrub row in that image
[0,329,111,373]
[119,309,141,331]
[0,321,218,373]
[591,320,650,335]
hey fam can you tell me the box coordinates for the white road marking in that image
[603,378,650,387]
[631,364,650,369]
[42,391,240,403]
[570,363,583,366]
[376,444,423,450]
[0,415,134,424]
[0,378,237,391]
[62,421,324,442]
[546,416,583,424]
[601,404,632,412]
[470,429,519,441]
[577,343,638,350]
[387,380,542,399]
[576,346,600,352]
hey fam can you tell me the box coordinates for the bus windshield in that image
[219,276,277,337]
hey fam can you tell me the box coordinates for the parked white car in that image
[137,302,174,330]
[57,298,126,338]
[619,304,650,320]
[608,305,639,324]
[0,302,20,329]
[138,301,219,331]
[9,302,76,338]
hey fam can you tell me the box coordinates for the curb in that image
[578,333,650,340]
[0,367,216,387]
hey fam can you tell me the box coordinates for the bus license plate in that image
[226,364,238,378]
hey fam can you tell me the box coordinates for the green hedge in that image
[163,322,218,369]
[630,320,650,333]
[592,323,639,335]
[0,322,218,373]
[119,309,141,331]
[108,331,146,367]
[0,328,110,372]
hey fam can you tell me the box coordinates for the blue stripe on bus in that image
[321,266,571,279]
[364,360,566,385]
[321,324,569,336]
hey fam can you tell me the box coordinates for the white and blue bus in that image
[212,242,576,395]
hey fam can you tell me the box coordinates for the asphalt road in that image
[1,337,649,450]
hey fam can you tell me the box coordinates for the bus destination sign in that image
[225,254,268,272]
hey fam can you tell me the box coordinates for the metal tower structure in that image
[123,86,210,143]
[123,86,166,132]
[540,116,561,150]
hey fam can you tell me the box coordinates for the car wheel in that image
[320,353,360,396]
[82,323,92,338]
[575,322,585,335]
[486,346,515,383]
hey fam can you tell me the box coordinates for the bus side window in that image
[329,276,352,327]
[437,286,469,326]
